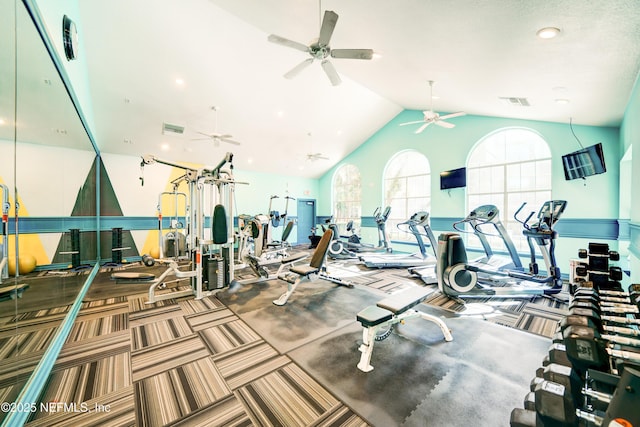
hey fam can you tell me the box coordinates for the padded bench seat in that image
[356,305,394,327]
[111,272,156,282]
[376,286,432,314]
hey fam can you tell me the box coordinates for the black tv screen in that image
[440,167,466,190]
[562,143,606,181]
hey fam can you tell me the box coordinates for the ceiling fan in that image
[305,132,329,161]
[400,81,466,134]
[192,106,241,147]
[307,152,329,161]
[267,5,374,86]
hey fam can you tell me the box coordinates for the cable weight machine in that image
[140,152,247,303]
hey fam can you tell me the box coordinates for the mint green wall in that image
[620,71,640,281]
[319,111,620,221]
[318,111,622,271]
[233,168,319,218]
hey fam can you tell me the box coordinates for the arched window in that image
[467,128,552,250]
[332,164,362,230]
[383,150,431,241]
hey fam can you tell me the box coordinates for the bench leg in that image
[418,312,453,342]
[273,277,301,306]
[357,325,379,372]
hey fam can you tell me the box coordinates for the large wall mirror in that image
[0,0,98,417]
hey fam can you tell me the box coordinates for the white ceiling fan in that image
[267,3,374,86]
[192,106,241,147]
[400,81,466,134]
[305,132,329,161]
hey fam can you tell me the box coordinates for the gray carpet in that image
[218,277,551,427]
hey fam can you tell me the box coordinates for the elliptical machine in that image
[328,206,392,259]
[436,200,567,297]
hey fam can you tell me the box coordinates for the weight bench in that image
[0,283,30,301]
[110,271,156,284]
[356,286,453,372]
[273,229,352,306]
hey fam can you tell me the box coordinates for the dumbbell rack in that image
[510,242,640,427]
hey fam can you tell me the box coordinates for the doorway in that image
[296,199,316,245]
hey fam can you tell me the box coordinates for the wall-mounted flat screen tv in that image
[562,142,606,181]
[440,167,466,190]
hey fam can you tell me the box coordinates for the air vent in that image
[162,122,185,135]
[498,97,530,107]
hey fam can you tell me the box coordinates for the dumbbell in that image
[141,254,156,267]
[560,313,640,339]
[563,324,640,375]
[569,299,638,317]
[514,366,640,427]
[574,263,624,282]
[578,244,620,262]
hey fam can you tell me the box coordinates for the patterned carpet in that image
[1,248,568,427]
[16,284,368,427]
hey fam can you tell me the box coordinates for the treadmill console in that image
[409,211,430,226]
[468,205,499,222]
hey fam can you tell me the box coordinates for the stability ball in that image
[149,247,160,259]
[7,254,37,275]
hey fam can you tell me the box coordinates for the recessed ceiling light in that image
[0,118,5,125]
[161,143,169,151]
[536,27,560,39]
[555,98,570,104]
[372,52,382,60]
[175,78,185,85]
[247,158,254,164]
[276,111,284,118]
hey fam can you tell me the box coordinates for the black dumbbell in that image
[142,254,156,267]
[563,324,640,375]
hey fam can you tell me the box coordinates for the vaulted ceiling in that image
[5,0,640,178]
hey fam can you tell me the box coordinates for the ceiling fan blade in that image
[196,131,213,137]
[438,112,466,121]
[330,49,374,60]
[321,60,341,86]
[399,120,426,126]
[318,10,338,46]
[434,120,456,129]
[284,58,314,79]
[220,138,241,146]
[415,123,430,134]
[267,34,310,53]
[191,137,210,141]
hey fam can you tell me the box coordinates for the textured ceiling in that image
[4,0,640,178]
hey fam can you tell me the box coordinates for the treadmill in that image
[358,211,438,269]
[437,200,567,297]
[453,204,523,272]
[410,204,523,285]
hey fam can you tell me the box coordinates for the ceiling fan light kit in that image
[268,9,374,86]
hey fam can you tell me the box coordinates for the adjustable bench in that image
[356,286,453,372]
[273,229,352,306]
[110,271,156,284]
[0,283,29,301]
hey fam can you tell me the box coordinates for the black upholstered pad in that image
[111,272,156,281]
[356,305,394,327]
[376,286,432,314]
[290,265,319,277]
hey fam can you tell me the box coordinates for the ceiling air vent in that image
[498,97,530,107]
[162,122,185,135]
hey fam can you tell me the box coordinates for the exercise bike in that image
[436,200,567,297]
